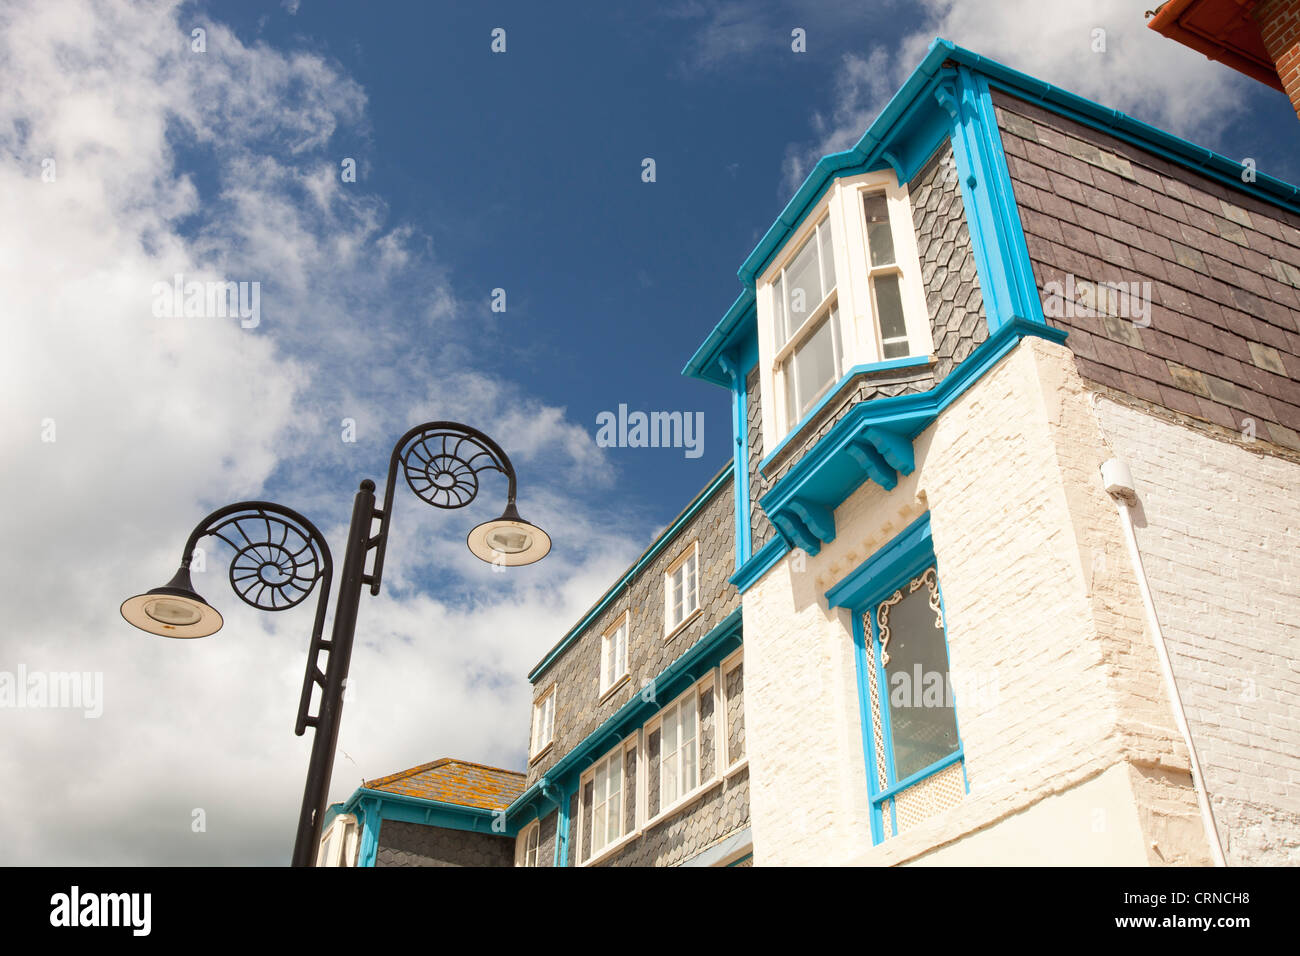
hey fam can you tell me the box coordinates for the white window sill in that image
[579,827,642,867]
[527,741,554,765]
[598,673,630,703]
[724,758,748,780]
[664,607,702,643]
[645,774,724,830]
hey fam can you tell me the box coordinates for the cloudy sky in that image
[1,0,1295,865]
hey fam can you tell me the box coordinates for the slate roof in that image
[364,758,525,811]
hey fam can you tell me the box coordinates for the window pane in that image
[819,220,836,295]
[783,358,798,426]
[863,194,896,267]
[789,312,839,418]
[683,740,698,792]
[880,576,960,781]
[682,696,698,791]
[593,803,606,850]
[685,554,697,614]
[873,274,909,358]
[773,275,787,346]
[784,230,823,328]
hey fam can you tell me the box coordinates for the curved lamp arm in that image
[367,421,534,595]
[123,501,334,738]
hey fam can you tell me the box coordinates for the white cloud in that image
[781,0,1258,192]
[0,0,641,864]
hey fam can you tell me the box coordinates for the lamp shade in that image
[467,502,551,567]
[120,566,223,638]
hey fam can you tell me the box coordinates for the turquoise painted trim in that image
[758,355,934,472]
[508,606,744,822]
[548,783,569,868]
[335,786,512,835]
[718,355,751,571]
[683,38,1300,390]
[841,514,967,845]
[357,796,380,867]
[825,512,934,609]
[873,747,965,802]
[725,852,754,867]
[683,289,757,388]
[851,608,884,846]
[528,465,732,683]
[728,534,791,594]
[940,65,1045,334]
[757,318,1065,555]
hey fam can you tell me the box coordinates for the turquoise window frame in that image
[829,513,968,844]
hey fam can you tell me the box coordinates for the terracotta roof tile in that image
[364,758,525,811]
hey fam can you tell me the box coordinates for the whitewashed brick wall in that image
[744,338,1211,866]
[1095,397,1300,865]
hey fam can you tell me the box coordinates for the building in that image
[323,38,1300,867]
[1148,0,1300,118]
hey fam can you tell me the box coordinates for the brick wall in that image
[1257,0,1300,119]
[1095,395,1300,865]
[995,90,1300,453]
[374,821,515,867]
[526,473,738,786]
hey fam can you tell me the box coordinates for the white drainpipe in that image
[1101,457,1227,867]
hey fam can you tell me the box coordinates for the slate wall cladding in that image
[994,90,1300,452]
[526,473,738,787]
[700,692,716,781]
[909,143,989,381]
[746,367,775,550]
[625,750,638,834]
[567,793,578,866]
[726,661,745,765]
[374,821,515,867]
[647,729,661,817]
[603,766,751,868]
[536,810,557,867]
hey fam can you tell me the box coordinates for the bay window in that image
[772,216,840,429]
[759,171,934,447]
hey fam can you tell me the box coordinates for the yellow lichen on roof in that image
[364,758,526,811]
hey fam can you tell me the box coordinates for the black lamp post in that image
[120,422,550,867]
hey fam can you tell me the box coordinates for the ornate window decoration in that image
[823,513,968,846]
[860,561,965,843]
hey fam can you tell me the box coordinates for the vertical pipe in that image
[1108,473,1227,867]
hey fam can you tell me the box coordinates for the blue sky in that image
[2,0,1298,864]
[227,0,1300,524]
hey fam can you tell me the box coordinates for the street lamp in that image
[120,422,549,866]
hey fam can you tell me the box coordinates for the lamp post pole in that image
[289,478,375,868]
[121,423,551,867]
